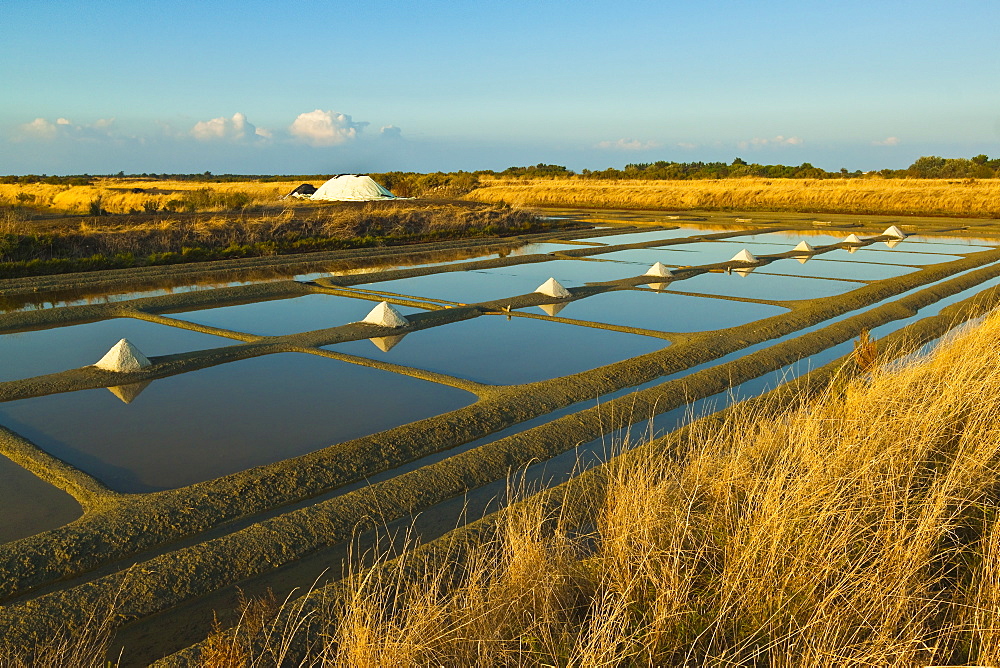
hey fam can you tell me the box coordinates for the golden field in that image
[468,176,1000,218]
[39,311,994,667]
[0,179,318,215]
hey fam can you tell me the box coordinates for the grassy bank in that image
[468,176,1000,218]
[188,310,1000,666]
[0,201,553,278]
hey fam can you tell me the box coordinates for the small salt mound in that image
[793,240,815,253]
[882,225,906,239]
[729,249,759,264]
[842,233,863,244]
[94,338,151,372]
[535,277,571,298]
[361,301,409,328]
[644,262,674,278]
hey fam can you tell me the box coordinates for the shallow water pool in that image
[0,454,82,544]
[0,318,233,383]
[0,353,475,492]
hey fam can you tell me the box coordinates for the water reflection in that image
[0,353,475,492]
[0,318,232,383]
[169,294,426,337]
[0,453,82,544]
[327,314,664,385]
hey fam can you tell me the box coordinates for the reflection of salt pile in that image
[842,233,863,245]
[535,277,571,298]
[884,239,902,249]
[95,339,151,372]
[793,240,815,264]
[538,302,568,316]
[361,301,409,328]
[882,225,906,239]
[647,282,670,291]
[369,333,407,352]
[733,267,756,277]
[644,262,673,278]
[107,380,152,404]
[729,249,759,264]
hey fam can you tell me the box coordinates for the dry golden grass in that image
[0,179,316,215]
[469,176,1000,217]
[204,310,1000,666]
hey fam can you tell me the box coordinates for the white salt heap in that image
[361,301,409,328]
[729,249,759,264]
[94,339,151,372]
[535,277,571,298]
[644,262,674,277]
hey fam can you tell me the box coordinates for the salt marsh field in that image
[2,208,1000,663]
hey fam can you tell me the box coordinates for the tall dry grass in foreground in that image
[7,314,1000,666]
[469,176,1000,217]
[187,312,1000,667]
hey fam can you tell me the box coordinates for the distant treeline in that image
[4,155,1000,191]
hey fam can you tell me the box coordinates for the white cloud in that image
[595,137,661,151]
[20,118,58,139]
[191,112,268,142]
[737,135,804,150]
[16,116,119,142]
[380,125,402,138]
[676,142,698,150]
[872,136,900,146]
[289,109,369,146]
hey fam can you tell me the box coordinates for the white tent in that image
[95,339,151,372]
[311,175,396,201]
[535,278,571,298]
[361,301,409,328]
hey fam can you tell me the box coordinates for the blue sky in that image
[2,0,999,174]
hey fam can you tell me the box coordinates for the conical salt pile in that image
[793,240,815,253]
[369,333,407,352]
[535,277,571,298]
[107,380,152,404]
[842,233,863,244]
[882,225,906,239]
[94,338,151,372]
[538,302,568,316]
[729,248,759,264]
[361,301,409,328]
[644,262,674,278]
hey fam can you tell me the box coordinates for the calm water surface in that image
[0,454,82,544]
[0,318,233,383]
[327,314,665,385]
[0,353,474,492]
[169,294,426,337]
